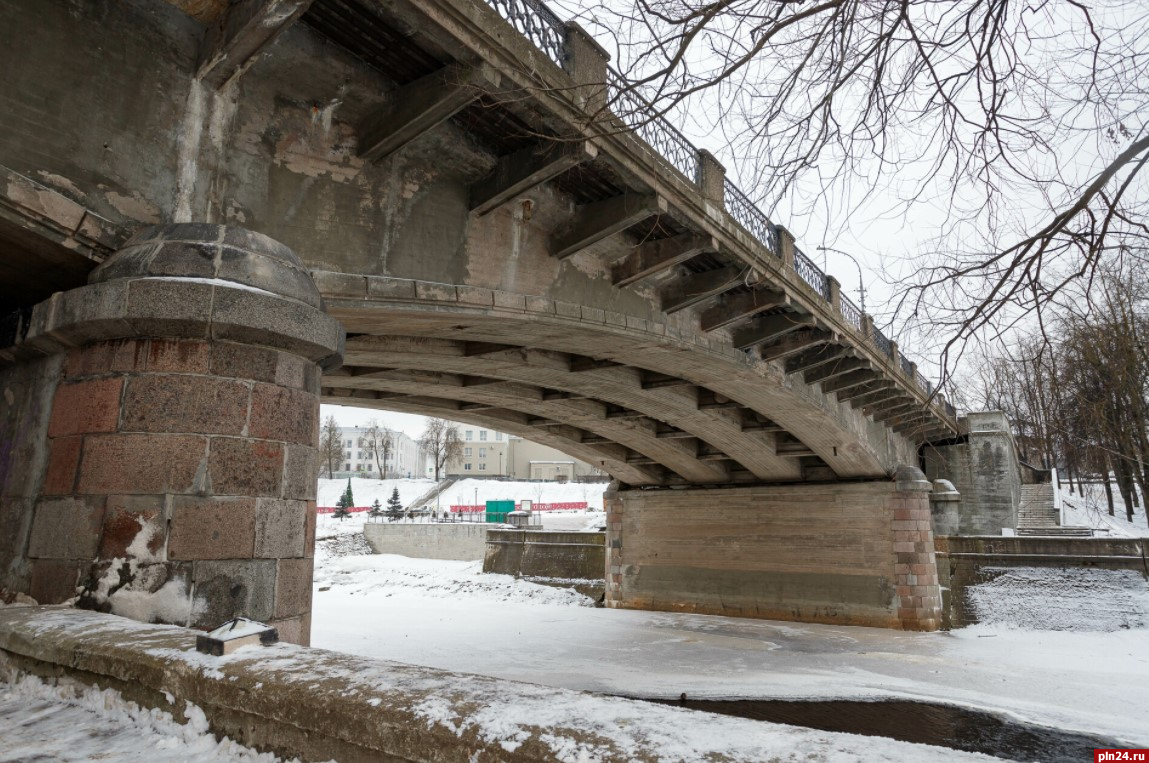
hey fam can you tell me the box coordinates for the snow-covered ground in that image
[0,668,297,762]
[1061,482,1149,537]
[313,551,1149,750]
[316,477,435,509]
[315,477,606,540]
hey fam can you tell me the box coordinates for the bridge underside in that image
[321,295,917,486]
[0,0,953,636]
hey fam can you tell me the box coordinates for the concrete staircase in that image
[410,477,459,511]
[1016,484,1093,537]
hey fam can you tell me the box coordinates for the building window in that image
[464,447,472,457]
[480,431,487,441]
[465,430,473,441]
[344,463,350,471]
[464,463,472,471]
[478,463,486,471]
[495,432,503,441]
[479,448,486,458]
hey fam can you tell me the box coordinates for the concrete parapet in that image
[605,472,941,630]
[0,225,343,644]
[362,522,489,561]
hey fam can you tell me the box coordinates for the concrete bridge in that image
[0,0,975,640]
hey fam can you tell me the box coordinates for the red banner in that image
[449,502,588,513]
[316,506,371,515]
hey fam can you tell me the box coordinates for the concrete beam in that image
[700,287,788,332]
[730,312,817,350]
[198,0,314,89]
[358,64,498,163]
[872,401,921,422]
[640,372,695,390]
[820,369,881,395]
[470,141,597,216]
[836,380,896,403]
[658,265,743,314]
[784,344,851,375]
[611,233,717,287]
[758,329,835,362]
[803,358,870,385]
[550,194,667,259]
[849,387,904,409]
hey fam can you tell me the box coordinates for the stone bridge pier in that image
[0,224,343,644]
[603,467,942,631]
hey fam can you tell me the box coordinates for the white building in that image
[444,425,603,480]
[331,426,423,479]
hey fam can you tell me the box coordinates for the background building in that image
[331,427,424,479]
[444,425,604,480]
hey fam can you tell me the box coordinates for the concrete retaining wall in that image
[483,530,605,582]
[362,522,489,561]
[935,535,1149,628]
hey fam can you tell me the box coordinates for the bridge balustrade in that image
[477,0,949,411]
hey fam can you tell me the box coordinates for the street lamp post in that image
[816,246,867,313]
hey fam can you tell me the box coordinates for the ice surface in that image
[312,554,1149,748]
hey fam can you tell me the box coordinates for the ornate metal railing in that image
[486,0,566,66]
[605,68,698,182]
[793,246,829,299]
[839,294,863,331]
[870,325,893,357]
[723,179,780,256]
[478,0,952,419]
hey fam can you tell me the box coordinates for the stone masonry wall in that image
[605,478,941,630]
[0,354,64,599]
[28,336,320,644]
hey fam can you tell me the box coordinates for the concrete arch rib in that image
[322,389,665,486]
[323,297,907,478]
[339,335,799,481]
[324,368,731,483]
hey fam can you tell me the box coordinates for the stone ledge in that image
[0,606,904,762]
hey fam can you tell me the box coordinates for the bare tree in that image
[421,418,463,481]
[363,418,394,479]
[575,0,1148,371]
[319,415,343,478]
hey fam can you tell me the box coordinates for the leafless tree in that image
[363,418,394,479]
[421,418,463,481]
[319,415,343,478]
[576,0,1148,373]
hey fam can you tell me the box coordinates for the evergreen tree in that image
[368,498,384,520]
[333,478,354,521]
[386,487,404,522]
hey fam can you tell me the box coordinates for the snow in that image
[312,554,1149,749]
[0,609,998,763]
[0,664,301,762]
[1061,483,1149,537]
[966,566,1149,631]
[315,477,435,511]
[314,553,593,608]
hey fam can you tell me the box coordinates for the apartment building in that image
[444,425,602,480]
[331,427,424,479]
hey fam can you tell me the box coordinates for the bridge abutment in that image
[604,467,942,630]
[0,224,343,643]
